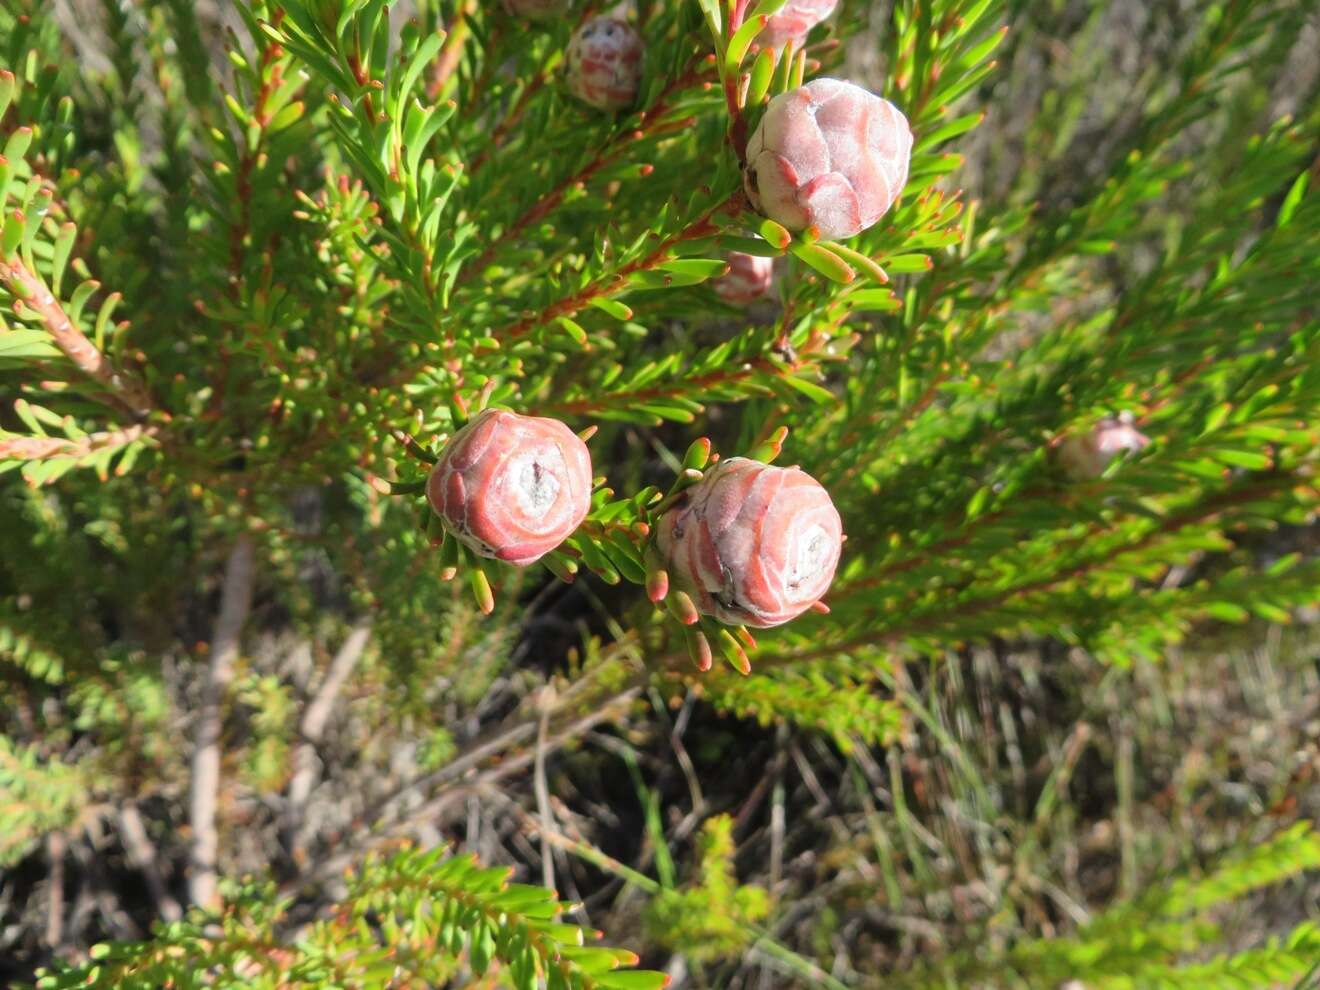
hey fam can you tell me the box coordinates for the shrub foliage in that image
[1,0,1318,986]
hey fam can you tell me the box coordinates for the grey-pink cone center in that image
[786,524,831,599]
[506,450,563,520]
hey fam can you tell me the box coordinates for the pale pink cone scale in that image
[427,409,593,566]
[759,0,839,49]
[714,252,775,303]
[566,17,643,111]
[1057,419,1150,480]
[745,78,913,240]
[657,458,843,628]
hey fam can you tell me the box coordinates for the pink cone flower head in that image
[744,78,913,241]
[759,0,839,49]
[500,0,571,19]
[657,457,843,628]
[427,409,593,566]
[1057,418,1150,480]
[714,252,775,304]
[566,17,643,111]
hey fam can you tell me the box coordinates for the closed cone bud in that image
[714,252,776,303]
[566,17,643,111]
[500,0,572,20]
[657,457,843,629]
[759,0,839,49]
[1057,418,1151,480]
[426,409,593,566]
[744,78,912,241]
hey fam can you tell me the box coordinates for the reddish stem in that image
[490,197,736,343]
[459,64,710,284]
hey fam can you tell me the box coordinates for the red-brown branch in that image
[488,195,738,343]
[427,1,475,100]
[459,63,711,285]
[0,423,159,463]
[1,258,156,419]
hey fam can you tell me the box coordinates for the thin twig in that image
[118,802,183,922]
[284,684,644,893]
[45,831,65,949]
[534,686,556,893]
[287,623,373,833]
[188,533,257,908]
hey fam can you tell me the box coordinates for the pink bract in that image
[657,457,843,628]
[744,78,913,241]
[759,0,839,49]
[566,17,643,111]
[1057,419,1150,480]
[426,409,593,566]
[714,252,775,304]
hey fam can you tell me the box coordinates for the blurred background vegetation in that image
[2,0,1319,987]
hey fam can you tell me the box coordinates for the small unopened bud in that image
[713,252,775,304]
[566,18,643,111]
[1056,418,1150,480]
[758,0,839,49]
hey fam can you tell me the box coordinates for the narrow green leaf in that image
[790,242,856,284]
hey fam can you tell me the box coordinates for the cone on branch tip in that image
[656,457,842,629]
[426,409,593,567]
[757,0,839,51]
[714,252,776,303]
[1056,417,1151,480]
[566,17,643,111]
[744,78,912,241]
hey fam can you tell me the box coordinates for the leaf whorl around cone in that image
[426,410,593,566]
[657,457,843,628]
[744,78,913,240]
[566,17,644,111]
